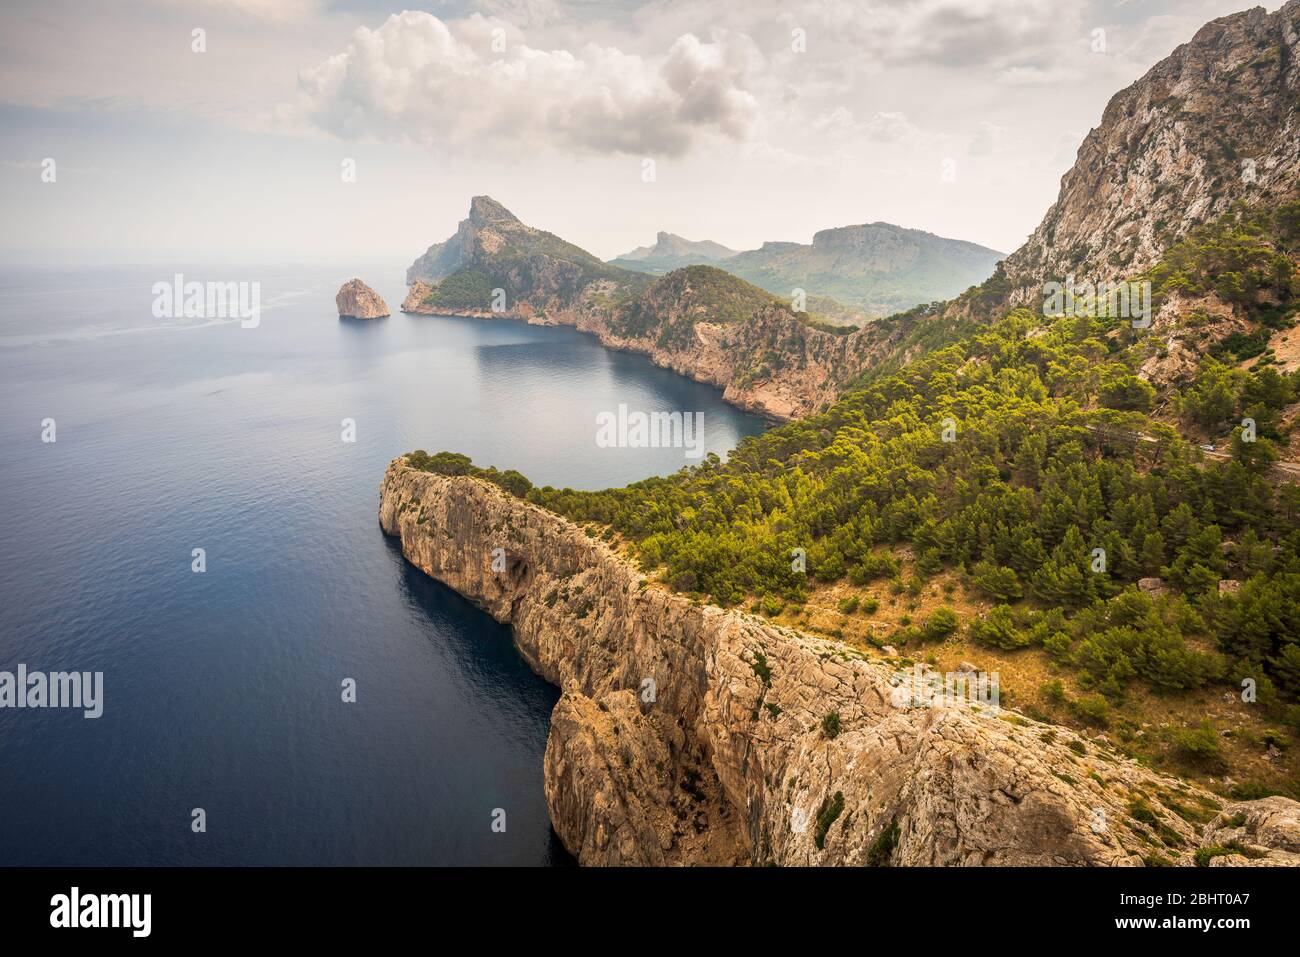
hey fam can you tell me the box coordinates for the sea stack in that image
[336,278,390,319]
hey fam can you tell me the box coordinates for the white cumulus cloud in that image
[287,11,760,157]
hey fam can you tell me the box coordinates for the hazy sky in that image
[0,0,1282,267]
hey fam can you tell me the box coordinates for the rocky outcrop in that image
[335,279,389,319]
[406,195,519,285]
[403,195,634,316]
[380,460,1300,866]
[1000,0,1300,307]
[401,280,434,315]
[1199,797,1300,866]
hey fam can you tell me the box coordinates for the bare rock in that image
[336,278,389,319]
[1001,1,1300,308]
[1199,798,1300,866]
[379,461,1300,866]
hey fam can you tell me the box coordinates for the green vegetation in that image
[418,266,495,310]
[407,202,1300,755]
[404,450,533,498]
[1193,842,1260,866]
[1172,721,1227,771]
[520,292,1300,717]
[813,790,845,850]
[1146,203,1300,315]
[866,816,900,866]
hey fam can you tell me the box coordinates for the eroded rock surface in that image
[379,461,1300,866]
[336,278,389,319]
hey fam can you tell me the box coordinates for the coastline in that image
[379,460,1299,867]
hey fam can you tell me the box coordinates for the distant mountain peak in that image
[720,223,1003,316]
[468,195,519,226]
[613,232,740,264]
[407,196,535,285]
[404,194,632,311]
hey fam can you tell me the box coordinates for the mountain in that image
[720,223,1004,317]
[404,195,643,317]
[999,1,1300,308]
[403,198,901,417]
[389,2,1300,865]
[613,223,1005,319]
[609,232,739,274]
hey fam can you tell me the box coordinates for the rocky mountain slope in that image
[1000,0,1300,309]
[404,195,642,318]
[380,461,1300,866]
[609,231,739,274]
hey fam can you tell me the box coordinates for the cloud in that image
[287,10,760,157]
[860,111,921,144]
[164,0,320,21]
[635,0,1086,73]
[966,120,1007,157]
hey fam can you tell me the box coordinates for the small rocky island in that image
[336,278,389,319]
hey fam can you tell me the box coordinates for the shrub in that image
[813,791,845,850]
[918,607,959,642]
[1173,721,1225,770]
[970,560,1022,601]
[866,817,900,866]
[970,605,1030,650]
[1070,693,1111,728]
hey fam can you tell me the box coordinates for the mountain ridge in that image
[998,0,1300,309]
[611,221,1004,318]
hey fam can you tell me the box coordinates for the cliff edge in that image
[379,459,1300,866]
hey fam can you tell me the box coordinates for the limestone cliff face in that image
[406,195,519,285]
[335,279,389,319]
[379,460,1300,866]
[406,262,912,420]
[1000,0,1300,307]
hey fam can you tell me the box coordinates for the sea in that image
[0,264,767,865]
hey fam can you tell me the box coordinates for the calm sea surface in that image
[0,264,767,865]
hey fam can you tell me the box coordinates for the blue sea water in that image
[0,265,768,865]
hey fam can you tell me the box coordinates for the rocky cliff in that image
[335,278,389,319]
[404,195,638,316]
[379,460,1300,866]
[1000,0,1300,308]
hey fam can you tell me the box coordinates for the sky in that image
[0,0,1284,267]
